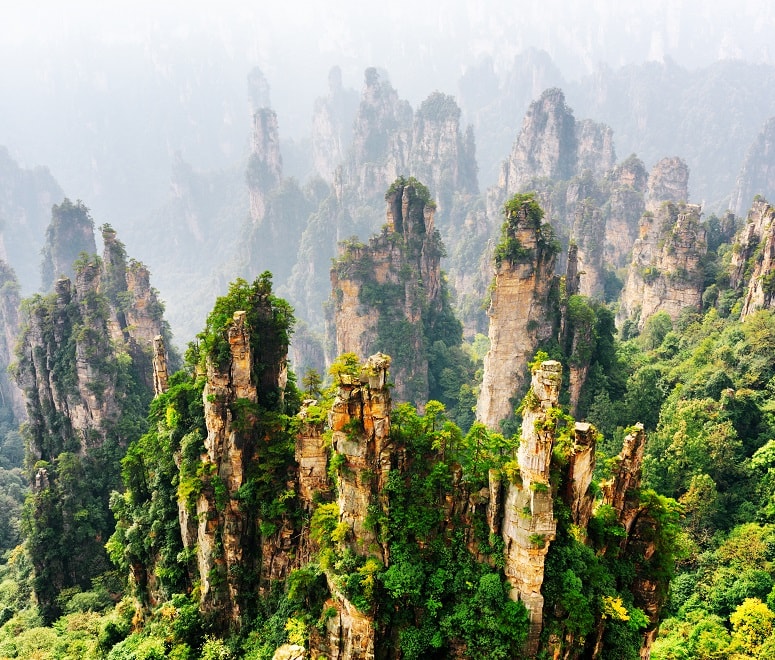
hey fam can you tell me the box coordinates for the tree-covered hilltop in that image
[9,221,175,623]
[0,262,681,659]
[7,188,775,657]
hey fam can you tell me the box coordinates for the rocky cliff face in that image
[599,424,666,657]
[732,117,775,217]
[13,227,167,618]
[617,201,706,329]
[476,196,560,430]
[289,71,478,332]
[189,287,292,625]
[0,261,25,422]
[329,179,444,406]
[247,108,283,223]
[0,147,65,293]
[500,361,562,654]
[39,198,97,292]
[729,197,775,319]
[312,354,394,660]
[489,88,616,223]
[602,155,649,270]
[646,156,690,211]
[312,66,359,183]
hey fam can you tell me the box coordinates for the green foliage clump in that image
[191,272,294,409]
[495,192,560,268]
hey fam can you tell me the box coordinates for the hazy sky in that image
[3,1,775,217]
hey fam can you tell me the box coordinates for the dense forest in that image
[4,27,775,657]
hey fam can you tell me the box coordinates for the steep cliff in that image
[731,117,775,217]
[288,70,478,331]
[729,197,775,319]
[311,66,359,182]
[180,276,295,626]
[0,147,65,293]
[488,88,616,224]
[617,201,706,329]
[13,225,169,620]
[329,178,454,406]
[646,156,690,211]
[476,194,560,430]
[247,108,283,223]
[39,198,97,292]
[501,361,562,654]
[0,261,25,423]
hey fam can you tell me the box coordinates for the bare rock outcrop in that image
[329,179,444,406]
[617,202,706,329]
[645,157,690,211]
[310,353,394,660]
[729,197,775,318]
[732,117,775,217]
[488,88,616,223]
[501,360,562,655]
[476,196,559,430]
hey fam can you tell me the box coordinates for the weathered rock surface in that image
[309,353,394,660]
[732,117,775,217]
[729,197,775,319]
[501,361,562,655]
[192,301,294,625]
[617,201,706,329]
[13,228,167,617]
[646,156,690,211]
[289,71,477,331]
[476,199,559,430]
[488,88,616,224]
[329,180,444,405]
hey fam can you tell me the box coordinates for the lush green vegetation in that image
[494,192,561,268]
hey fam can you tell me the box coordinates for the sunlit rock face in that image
[329,180,443,406]
[476,199,559,431]
[617,200,706,329]
[730,197,775,319]
[501,360,561,655]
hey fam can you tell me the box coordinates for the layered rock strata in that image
[501,360,562,655]
[476,198,559,429]
[729,197,775,319]
[329,179,443,405]
[316,355,394,660]
[617,202,706,329]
